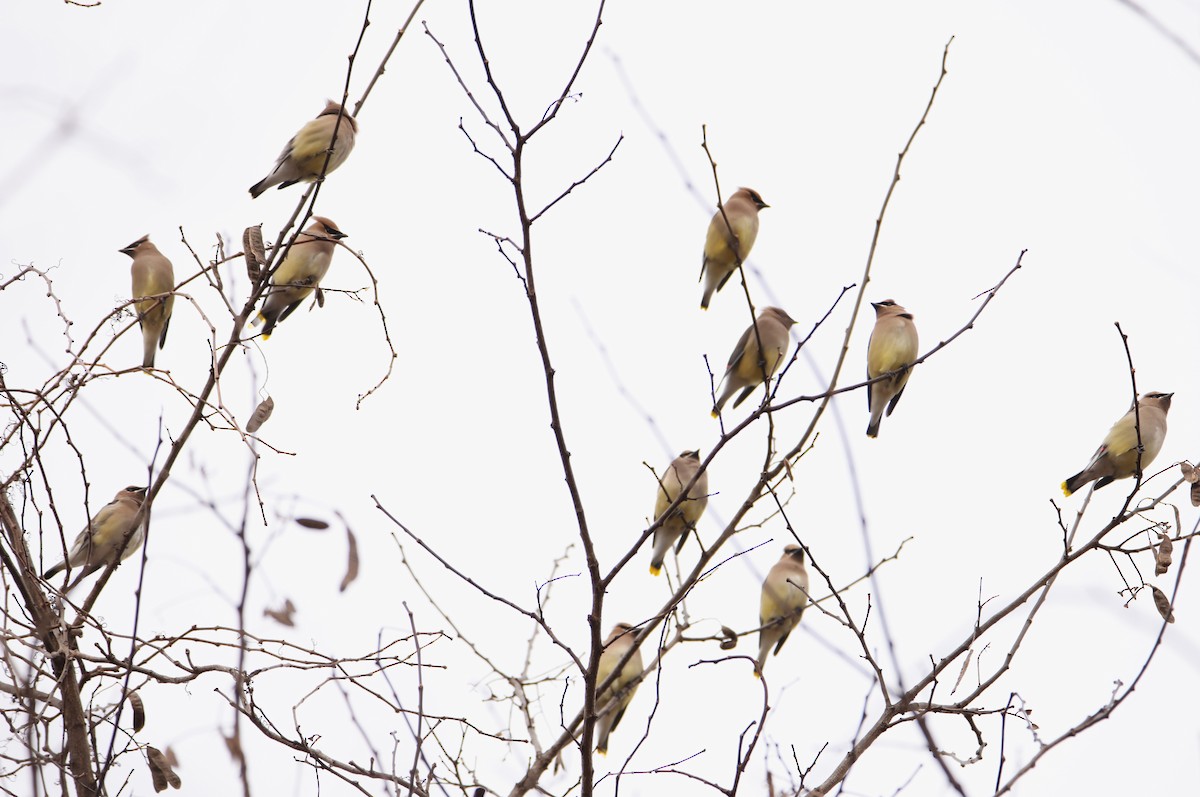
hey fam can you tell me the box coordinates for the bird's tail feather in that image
[866,413,882,438]
[1062,471,1086,496]
[731,386,755,409]
[142,337,157,369]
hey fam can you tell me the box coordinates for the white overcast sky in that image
[2,1,1199,796]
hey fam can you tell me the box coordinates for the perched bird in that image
[699,187,769,310]
[250,217,347,339]
[595,622,642,755]
[1062,392,1173,496]
[649,450,709,576]
[249,101,358,198]
[712,306,796,417]
[756,544,809,678]
[865,299,919,438]
[120,236,175,369]
[44,486,148,590]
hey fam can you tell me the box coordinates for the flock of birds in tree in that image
[42,101,1174,757]
[596,179,1173,752]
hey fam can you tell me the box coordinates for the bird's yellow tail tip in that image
[596,748,607,757]
[649,564,661,576]
[711,409,719,419]
[753,670,762,680]
[1060,481,1072,498]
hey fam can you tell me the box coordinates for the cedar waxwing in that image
[249,217,347,339]
[649,450,709,576]
[699,187,769,310]
[44,486,148,590]
[712,306,796,417]
[756,544,809,678]
[865,300,919,438]
[1061,392,1173,496]
[120,236,175,369]
[249,101,358,198]
[595,622,642,755]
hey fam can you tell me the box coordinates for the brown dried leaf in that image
[1180,461,1198,484]
[1154,532,1174,576]
[147,746,182,791]
[718,625,738,650]
[162,746,178,769]
[1192,481,1200,508]
[295,517,330,530]
[243,225,265,284]
[246,396,274,434]
[263,598,296,627]
[222,733,244,763]
[315,286,325,308]
[339,524,359,592]
[128,689,145,732]
[1150,586,1175,624]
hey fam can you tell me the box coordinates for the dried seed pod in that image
[719,625,738,650]
[1192,481,1200,508]
[1181,461,1198,484]
[243,224,266,284]
[1150,586,1175,624]
[295,517,329,530]
[951,648,973,693]
[246,396,274,433]
[263,598,296,627]
[340,524,359,592]
[1154,532,1174,577]
[147,745,182,791]
[315,286,325,308]
[128,689,145,732]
